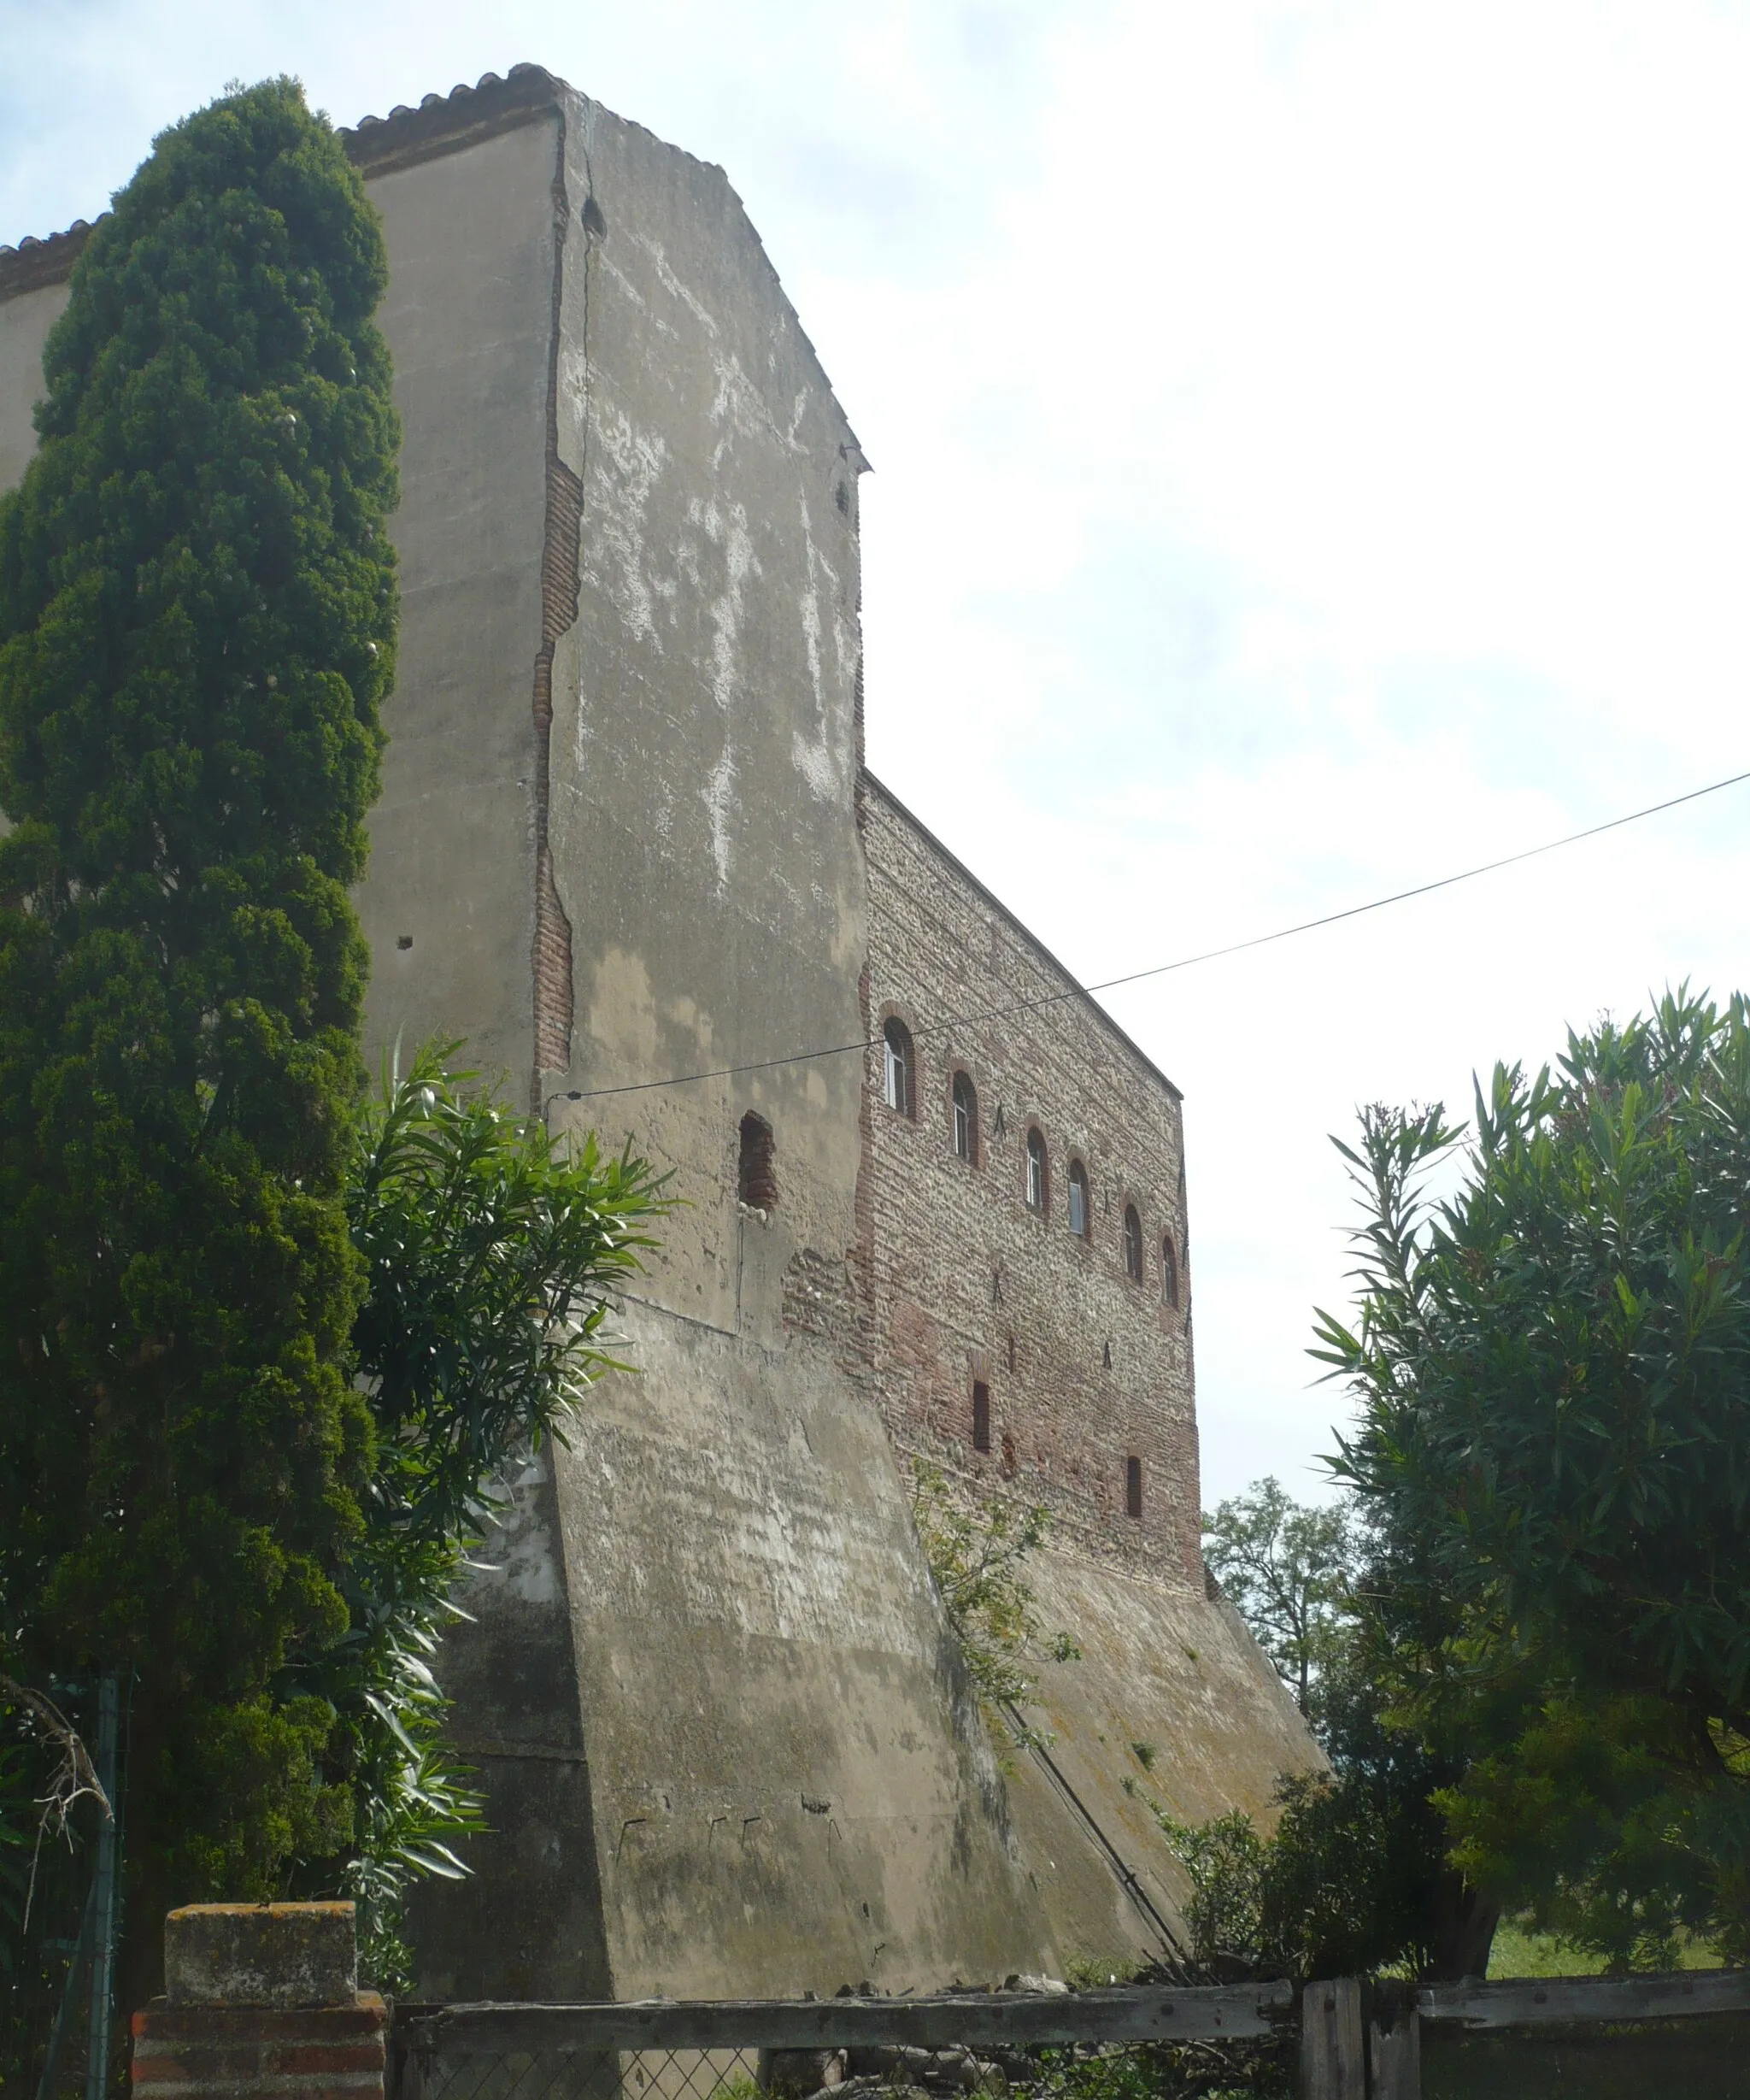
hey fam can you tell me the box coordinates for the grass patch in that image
[1488,1920,1724,1979]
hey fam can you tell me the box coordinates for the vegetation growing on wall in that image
[910,1462,1078,1762]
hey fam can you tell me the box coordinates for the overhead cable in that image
[557,764,1750,1103]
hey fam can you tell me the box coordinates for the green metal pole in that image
[83,1674,120,2100]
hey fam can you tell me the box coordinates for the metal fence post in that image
[1299,1976,1365,2100]
[84,1671,120,2100]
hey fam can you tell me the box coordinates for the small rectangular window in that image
[1125,1456,1142,1520]
[972,1380,991,1454]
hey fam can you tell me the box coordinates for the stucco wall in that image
[355,112,558,1092]
[545,91,869,1332]
[1006,1554,1326,1971]
[0,277,68,496]
[549,1299,1054,1996]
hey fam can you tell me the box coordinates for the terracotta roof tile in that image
[1,66,566,299]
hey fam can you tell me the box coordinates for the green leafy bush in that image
[1317,989,1750,1967]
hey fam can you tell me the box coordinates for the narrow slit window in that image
[1126,1456,1143,1521]
[1026,1129,1048,1214]
[952,1071,978,1163]
[972,1379,991,1454]
[883,1018,915,1117]
[737,1111,777,1209]
[1162,1233,1180,1309]
[1068,1160,1089,1238]
[1123,1204,1143,1282]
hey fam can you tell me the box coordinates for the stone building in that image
[0,66,1318,2002]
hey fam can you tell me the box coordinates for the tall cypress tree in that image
[0,78,398,1955]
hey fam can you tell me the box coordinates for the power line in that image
[559,763,1750,1103]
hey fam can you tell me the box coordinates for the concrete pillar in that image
[131,1903,386,2100]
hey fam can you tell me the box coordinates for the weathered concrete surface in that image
[357,112,557,1092]
[1006,1552,1326,1970]
[0,277,67,496]
[546,93,870,1322]
[405,1444,614,2000]
[548,1297,1054,1997]
[164,1903,358,2009]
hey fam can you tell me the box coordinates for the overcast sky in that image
[7,1,1750,1510]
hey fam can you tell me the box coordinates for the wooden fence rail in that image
[392,1968,1750,2100]
[396,1983,1294,2056]
[1418,1967,1750,2027]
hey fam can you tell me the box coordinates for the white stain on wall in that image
[587,403,670,645]
[790,494,843,802]
[689,494,760,889]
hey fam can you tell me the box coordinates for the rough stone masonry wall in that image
[857,776,1201,1589]
[856,779,1325,1970]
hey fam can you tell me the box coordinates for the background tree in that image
[1203,1478,1352,1722]
[1190,1484,1491,1981]
[1316,988,1750,1967]
[0,77,397,1985]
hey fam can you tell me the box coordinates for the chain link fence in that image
[392,1985,1296,2100]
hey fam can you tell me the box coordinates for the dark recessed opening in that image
[835,481,850,515]
[883,1018,915,1118]
[1126,1456,1143,1521]
[952,1070,978,1164]
[737,1111,778,1209]
[396,934,414,950]
[972,1379,991,1454]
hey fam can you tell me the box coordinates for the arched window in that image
[951,1071,978,1163]
[738,1111,777,1209]
[1025,1128,1048,1214]
[882,1018,914,1117]
[1162,1233,1180,1309]
[1123,1203,1143,1281]
[1067,1160,1090,1238]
